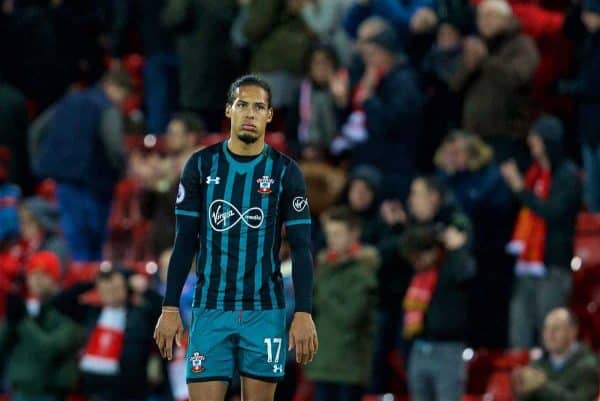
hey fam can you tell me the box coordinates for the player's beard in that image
[237,132,259,144]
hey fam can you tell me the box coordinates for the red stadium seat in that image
[107,178,151,261]
[480,349,530,401]
[574,213,600,267]
[466,349,504,395]
[484,370,514,401]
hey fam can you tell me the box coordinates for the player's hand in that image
[288,312,318,365]
[153,307,184,361]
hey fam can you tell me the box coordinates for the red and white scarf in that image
[403,265,440,339]
[80,307,127,375]
[507,162,551,277]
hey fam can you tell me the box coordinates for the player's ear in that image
[225,103,232,118]
[267,107,273,123]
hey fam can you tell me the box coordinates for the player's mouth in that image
[241,124,257,132]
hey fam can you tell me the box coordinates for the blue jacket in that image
[438,164,512,252]
[343,0,435,44]
[34,86,122,198]
[350,61,424,196]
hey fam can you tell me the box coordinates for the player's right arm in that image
[154,153,202,360]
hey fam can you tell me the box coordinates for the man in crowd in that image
[513,308,599,401]
[451,0,539,163]
[402,222,476,401]
[29,71,131,262]
[0,251,83,401]
[342,24,424,200]
[501,115,581,348]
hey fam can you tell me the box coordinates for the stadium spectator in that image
[136,112,203,256]
[340,165,385,245]
[365,198,412,396]
[55,267,162,401]
[513,308,600,401]
[297,0,354,64]
[401,223,475,401]
[558,0,600,212]
[241,0,316,109]
[29,71,131,262]
[501,115,581,348]
[285,44,344,158]
[0,251,84,401]
[435,131,514,347]
[339,24,424,200]
[0,81,31,195]
[407,175,472,241]
[306,206,378,401]
[111,0,178,134]
[420,21,467,172]
[19,197,70,272]
[162,0,238,131]
[450,0,539,163]
[343,0,436,46]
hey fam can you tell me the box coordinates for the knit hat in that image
[583,0,600,13]
[26,251,61,283]
[365,25,401,54]
[531,114,565,166]
[349,164,383,195]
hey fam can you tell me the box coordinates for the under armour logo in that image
[272,364,283,373]
[206,176,220,184]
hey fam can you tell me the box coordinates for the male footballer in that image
[154,75,318,401]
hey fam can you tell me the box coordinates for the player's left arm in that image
[280,160,318,365]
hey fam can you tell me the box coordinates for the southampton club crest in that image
[257,176,275,195]
[189,352,206,373]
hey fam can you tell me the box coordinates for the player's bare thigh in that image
[241,376,278,401]
[188,381,229,401]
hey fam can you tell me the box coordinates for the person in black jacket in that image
[365,175,472,399]
[501,115,581,348]
[339,24,424,200]
[54,267,162,401]
[401,223,476,401]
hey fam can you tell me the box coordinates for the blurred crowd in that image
[1,0,600,400]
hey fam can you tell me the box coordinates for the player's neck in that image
[227,137,265,156]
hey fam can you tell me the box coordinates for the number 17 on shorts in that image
[264,337,284,373]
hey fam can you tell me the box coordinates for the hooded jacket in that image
[344,165,387,245]
[516,116,581,269]
[307,245,379,385]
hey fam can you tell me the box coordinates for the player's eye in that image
[237,102,247,109]
[255,104,266,111]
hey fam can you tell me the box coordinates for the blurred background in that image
[0,0,599,400]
